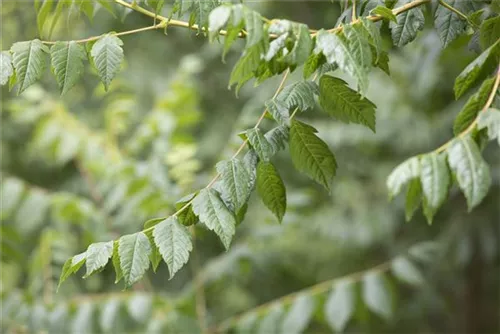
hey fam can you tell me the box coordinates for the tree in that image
[1,0,499,333]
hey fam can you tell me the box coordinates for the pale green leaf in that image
[90,34,124,91]
[50,41,86,95]
[257,304,284,334]
[244,7,263,47]
[14,189,50,234]
[0,178,25,220]
[256,161,287,223]
[153,217,193,278]
[391,256,424,286]
[99,298,121,332]
[405,178,422,222]
[284,23,313,66]
[264,34,287,61]
[118,232,152,287]
[419,153,450,224]
[319,75,376,131]
[289,120,337,191]
[111,241,123,283]
[477,108,500,145]
[0,51,14,86]
[362,271,392,320]
[208,5,231,42]
[84,241,113,278]
[361,19,383,62]
[229,42,264,93]
[71,302,93,333]
[265,99,290,126]
[390,0,425,47]
[247,128,274,162]
[387,156,420,198]
[37,0,55,35]
[281,294,315,334]
[370,6,397,22]
[58,251,86,289]
[325,279,355,332]
[235,313,258,334]
[216,158,253,211]
[265,125,289,155]
[192,188,236,249]
[435,0,469,47]
[277,81,318,112]
[447,136,491,210]
[11,39,49,94]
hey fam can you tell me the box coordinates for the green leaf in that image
[256,161,287,223]
[280,294,315,334]
[435,0,469,47]
[319,75,377,131]
[391,256,424,286]
[143,217,166,230]
[229,42,264,93]
[247,128,274,162]
[222,5,244,59]
[0,51,14,86]
[37,0,55,36]
[265,125,289,155]
[84,241,113,278]
[419,153,450,224]
[361,19,383,62]
[111,241,123,283]
[477,108,500,145]
[236,313,258,334]
[265,99,290,126]
[303,51,326,79]
[216,158,253,211]
[325,279,355,332]
[370,6,397,22]
[146,0,165,14]
[153,217,193,278]
[192,188,236,249]
[447,136,491,211]
[74,0,95,20]
[453,78,495,135]
[176,193,199,226]
[480,16,500,50]
[362,271,392,320]
[50,41,86,95]
[118,232,152,287]
[192,0,220,32]
[315,30,369,93]
[208,5,231,42]
[90,34,124,91]
[390,0,425,47]
[454,40,500,99]
[11,39,49,94]
[284,23,313,66]
[58,251,86,289]
[343,24,372,91]
[289,120,337,191]
[244,7,263,48]
[0,178,25,220]
[405,178,422,222]
[387,156,420,198]
[257,304,284,334]
[277,81,318,112]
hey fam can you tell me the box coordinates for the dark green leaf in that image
[480,16,500,49]
[229,42,265,93]
[435,0,469,47]
[256,161,287,223]
[303,51,326,79]
[246,128,274,162]
[390,0,425,47]
[405,178,422,222]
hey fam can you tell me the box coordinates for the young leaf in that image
[246,128,274,162]
[84,241,113,278]
[324,280,355,332]
[216,158,253,211]
[118,232,152,287]
[319,75,376,132]
[277,81,318,112]
[153,217,193,278]
[265,99,290,126]
[256,161,287,223]
[192,188,236,249]
[480,16,500,50]
[289,120,337,191]
[434,0,469,47]
[50,41,86,95]
[280,294,315,334]
[477,108,500,145]
[0,51,14,85]
[387,156,420,198]
[208,5,231,42]
[405,178,422,222]
[362,271,393,320]
[11,39,49,94]
[244,7,263,48]
[389,0,425,47]
[419,153,450,224]
[447,136,491,211]
[370,6,397,22]
[90,34,124,91]
[454,40,500,99]
[391,256,424,286]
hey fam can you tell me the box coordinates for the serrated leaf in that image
[343,24,372,91]
[0,51,13,85]
[477,108,500,145]
[257,304,284,334]
[256,161,286,223]
[277,81,318,112]
[454,40,500,99]
[319,75,376,131]
[390,0,425,47]
[303,51,326,79]
[315,30,369,93]
[284,23,312,66]
[90,34,124,91]
[153,217,193,278]
[118,232,151,287]
[419,153,450,224]
[58,251,86,289]
[208,5,231,42]
[247,128,274,161]
[216,158,252,211]
[281,294,315,334]
[244,7,263,48]
[371,6,397,22]
[50,41,86,95]
[265,99,290,126]
[447,136,491,211]
[11,39,49,94]
[265,125,289,155]
[192,188,236,249]
[84,241,113,278]
[435,0,469,47]
[391,256,424,286]
[229,42,264,93]
[480,16,500,50]
[325,279,355,332]
[362,271,392,320]
[243,149,258,187]
[289,120,337,191]
[405,178,422,222]
[190,0,219,31]
[387,156,420,198]
[453,77,495,135]
[361,19,383,62]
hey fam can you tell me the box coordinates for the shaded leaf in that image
[434,0,469,47]
[390,0,425,47]
[480,16,500,49]
[405,178,422,222]
[247,128,274,162]
[50,41,86,94]
[256,161,287,223]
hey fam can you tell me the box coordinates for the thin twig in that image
[351,0,357,22]
[438,0,477,29]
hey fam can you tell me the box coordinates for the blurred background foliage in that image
[1,1,499,333]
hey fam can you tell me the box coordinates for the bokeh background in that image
[1,1,499,333]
